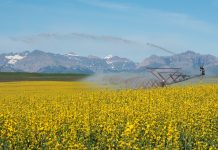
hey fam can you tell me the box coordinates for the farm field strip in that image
[0,82,217,149]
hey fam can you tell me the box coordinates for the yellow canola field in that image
[0,81,217,149]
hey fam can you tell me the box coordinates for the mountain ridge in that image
[0,50,217,75]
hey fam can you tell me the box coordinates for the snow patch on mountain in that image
[104,55,113,59]
[104,55,113,64]
[106,60,113,64]
[65,52,79,57]
[5,54,26,64]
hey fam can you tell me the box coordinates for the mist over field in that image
[82,71,218,89]
[83,72,149,88]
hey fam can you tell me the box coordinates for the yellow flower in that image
[0,81,217,149]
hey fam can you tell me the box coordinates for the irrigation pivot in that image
[144,43,206,87]
[146,67,205,87]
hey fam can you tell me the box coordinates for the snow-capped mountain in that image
[3,51,29,65]
[0,50,137,73]
[104,54,113,60]
[5,54,26,64]
[104,55,136,71]
[0,50,218,75]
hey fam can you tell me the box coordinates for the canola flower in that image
[0,81,217,149]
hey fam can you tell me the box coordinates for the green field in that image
[0,72,217,88]
[0,72,90,82]
[173,76,218,86]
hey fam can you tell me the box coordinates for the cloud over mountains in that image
[1,33,160,61]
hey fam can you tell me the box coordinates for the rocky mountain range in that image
[0,50,217,75]
[139,51,218,75]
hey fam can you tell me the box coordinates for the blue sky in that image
[0,0,218,61]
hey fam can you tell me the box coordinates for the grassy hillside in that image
[0,72,90,82]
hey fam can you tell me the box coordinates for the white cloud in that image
[0,31,218,61]
[0,2,218,60]
[75,0,130,10]
[10,32,139,45]
[1,33,154,61]
[136,8,218,35]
